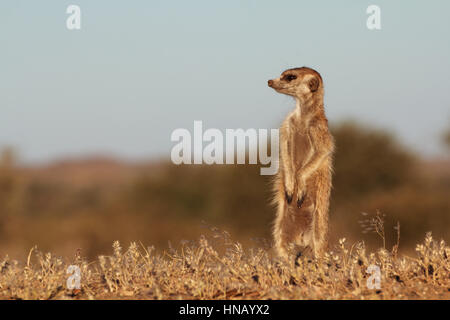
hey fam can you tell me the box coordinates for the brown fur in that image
[268,67,334,259]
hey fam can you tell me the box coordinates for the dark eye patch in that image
[284,74,297,82]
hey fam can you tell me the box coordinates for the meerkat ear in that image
[308,77,320,92]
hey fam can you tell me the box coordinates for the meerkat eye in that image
[284,74,297,82]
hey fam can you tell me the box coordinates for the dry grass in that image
[0,230,448,300]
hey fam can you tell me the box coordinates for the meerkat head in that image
[268,67,323,100]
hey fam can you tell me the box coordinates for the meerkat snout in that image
[268,79,274,87]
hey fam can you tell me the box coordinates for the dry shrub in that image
[0,231,448,300]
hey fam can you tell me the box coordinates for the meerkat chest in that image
[290,122,314,166]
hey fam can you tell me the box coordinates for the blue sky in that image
[1,1,449,163]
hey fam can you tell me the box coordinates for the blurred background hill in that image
[1,122,449,260]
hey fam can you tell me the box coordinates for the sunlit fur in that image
[268,67,335,259]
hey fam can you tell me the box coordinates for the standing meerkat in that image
[268,67,334,259]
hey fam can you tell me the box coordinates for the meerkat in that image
[268,67,334,260]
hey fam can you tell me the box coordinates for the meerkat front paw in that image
[297,192,306,208]
[284,178,295,204]
[285,191,293,204]
[296,178,307,208]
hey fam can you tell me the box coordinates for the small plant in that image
[360,210,387,249]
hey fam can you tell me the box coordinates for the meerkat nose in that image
[268,79,274,87]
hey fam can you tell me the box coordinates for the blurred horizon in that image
[3,117,450,168]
